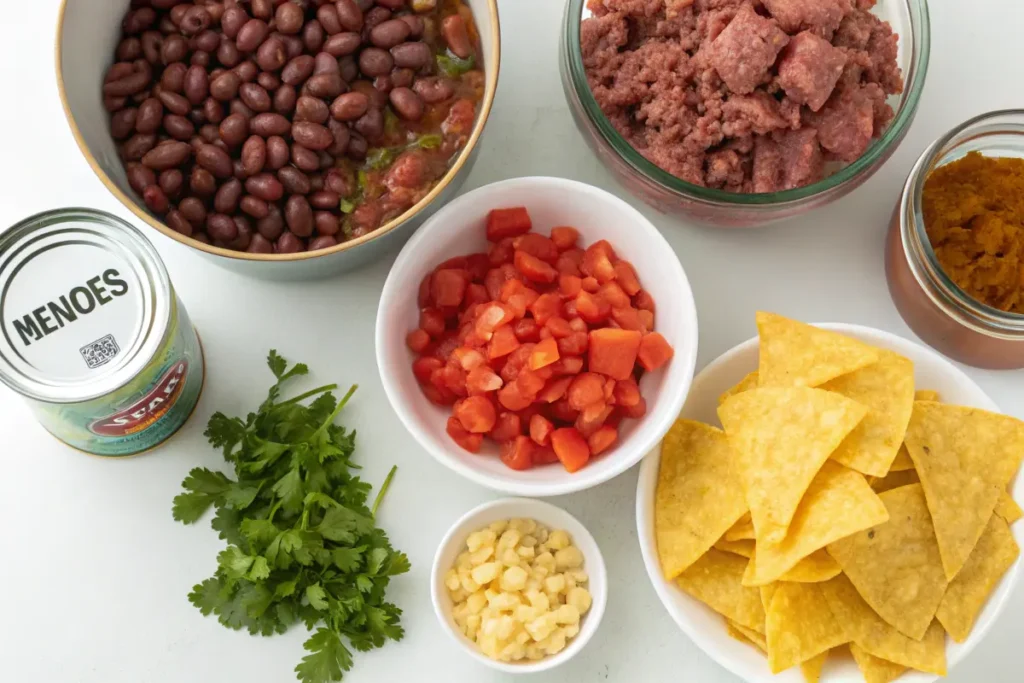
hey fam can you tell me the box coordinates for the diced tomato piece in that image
[432,269,468,307]
[513,233,560,263]
[581,276,600,293]
[551,427,591,473]
[623,395,647,418]
[576,401,612,438]
[613,378,641,406]
[567,373,606,411]
[475,302,516,338]
[575,291,610,324]
[563,299,578,318]
[532,445,559,465]
[539,326,553,341]
[603,377,616,402]
[514,250,558,284]
[613,261,641,295]
[419,308,446,338]
[588,328,642,380]
[556,248,584,276]
[515,368,546,399]
[500,435,536,470]
[499,344,535,382]
[513,318,541,342]
[557,332,588,356]
[638,309,655,331]
[529,337,560,370]
[598,281,631,309]
[465,253,490,282]
[412,356,444,383]
[538,376,573,403]
[611,306,647,333]
[447,416,483,453]
[488,237,515,265]
[499,279,539,318]
[548,399,580,424]
[638,332,674,371]
[634,289,655,312]
[550,226,580,250]
[406,329,430,352]
[545,317,573,339]
[497,381,532,411]
[452,347,486,371]
[605,407,624,428]
[486,207,532,241]
[466,365,503,395]
[490,412,522,443]
[459,303,481,326]
[530,414,555,446]
[568,317,587,333]
[529,293,563,326]
[588,425,618,455]
[422,383,454,406]
[418,274,432,308]
[485,264,523,301]
[559,274,583,298]
[488,325,521,359]
[454,395,497,433]
[582,240,617,283]
[431,364,467,397]
[550,356,584,375]
[436,256,468,271]
[464,283,490,308]
[434,334,461,360]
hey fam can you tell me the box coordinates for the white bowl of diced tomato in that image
[376,177,698,496]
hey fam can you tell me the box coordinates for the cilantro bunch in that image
[173,351,409,683]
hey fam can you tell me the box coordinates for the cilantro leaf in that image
[188,577,225,616]
[218,546,255,579]
[224,484,261,510]
[332,547,364,574]
[306,584,329,611]
[268,350,309,384]
[386,553,411,577]
[317,506,374,544]
[172,468,231,523]
[211,506,247,548]
[296,629,353,683]
[366,605,404,642]
[247,556,271,582]
[366,548,389,576]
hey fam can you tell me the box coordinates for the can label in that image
[90,360,189,436]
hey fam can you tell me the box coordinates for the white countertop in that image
[1,1,1021,682]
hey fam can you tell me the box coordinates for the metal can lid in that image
[0,208,171,403]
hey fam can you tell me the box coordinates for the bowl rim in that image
[429,497,609,674]
[374,175,700,497]
[633,322,1019,683]
[54,0,501,262]
[561,0,932,206]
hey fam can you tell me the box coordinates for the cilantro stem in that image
[313,385,358,437]
[371,465,398,519]
[279,384,339,406]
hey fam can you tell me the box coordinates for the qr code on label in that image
[80,334,120,369]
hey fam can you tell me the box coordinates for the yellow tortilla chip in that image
[849,643,907,683]
[656,420,748,579]
[936,514,1020,642]
[822,350,915,477]
[759,583,778,614]
[676,549,765,633]
[715,538,755,558]
[995,491,1023,524]
[820,575,947,675]
[870,468,919,494]
[725,514,756,542]
[719,371,759,405]
[800,651,828,683]
[756,312,880,389]
[826,484,948,640]
[719,388,868,544]
[727,619,767,652]
[888,446,915,472]
[746,548,842,585]
[915,390,940,402]
[746,462,888,585]
[904,402,1003,580]
[765,582,848,673]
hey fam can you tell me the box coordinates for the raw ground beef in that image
[581,0,903,193]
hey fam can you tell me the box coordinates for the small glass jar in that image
[885,110,1024,369]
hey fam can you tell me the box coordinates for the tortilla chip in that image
[756,312,880,389]
[995,491,1023,524]
[715,538,755,558]
[656,420,749,579]
[870,468,919,494]
[719,371,759,405]
[760,583,778,614]
[825,484,948,640]
[915,390,940,402]
[719,388,868,543]
[820,575,947,675]
[904,403,1003,580]
[728,619,767,652]
[800,651,828,683]
[676,549,766,633]
[888,446,915,472]
[725,514,756,542]
[746,548,842,585]
[936,514,1020,642]
[746,462,888,585]
[849,643,908,683]
[822,350,915,477]
[765,582,849,673]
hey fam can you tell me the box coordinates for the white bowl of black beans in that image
[56,0,499,279]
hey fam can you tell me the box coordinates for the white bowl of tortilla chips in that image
[635,313,1024,683]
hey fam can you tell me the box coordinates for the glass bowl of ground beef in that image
[560,0,930,228]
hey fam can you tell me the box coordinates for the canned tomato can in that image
[0,208,204,456]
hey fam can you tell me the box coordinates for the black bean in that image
[247,233,274,253]
[315,211,340,236]
[164,113,196,139]
[291,144,320,171]
[112,108,139,140]
[166,209,194,236]
[275,2,305,34]
[241,135,267,175]
[281,55,316,85]
[305,73,345,98]
[309,190,340,210]
[278,166,311,194]
[210,71,242,101]
[158,168,184,198]
[309,235,338,251]
[127,162,156,194]
[274,84,298,114]
[389,87,423,121]
[358,47,393,77]
[251,112,292,137]
[266,136,291,169]
[219,113,250,146]
[162,62,188,92]
[257,37,289,72]
[191,166,218,195]
[391,41,431,70]
[197,144,234,178]
[292,121,334,150]
[295,96,330,124]
[136,98,164,133]
[323,32,362,57]
[179,196,208,225]
[236,19,270,52]
[141,140,192,170]
[214,178,243,213]
[354,108,384,141]
[257,206,285,239]
[316,5,343,34]
[335,0,364,31]
[285,195,314,236]
[303,20,326,53]
[276,231,306,253]
[207,213,239,241]
[369,19,410,49]
[240,195,271,218]
[330,91,369,121]
[239,83,272,112]
[245,173,285,201]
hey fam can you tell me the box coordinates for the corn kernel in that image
[526,644,545,660]
[555,546,583,570]
[488,592,520,611]
[501,547,521,566]
[510,518,537,534]
[525,613,557,641]
[496,615,516,640]
[520,534,538,548]
[514,604,538,623]
[546,530,570,550]
[488,520,508,536]
[467,591,487,614]
[467,529,497,553]
[567,587,592,614]
[501,566,529,591]
[467,614,481,633]
[555,604,580,626]
[445,569,461,592]
[450,588,468,603]
[544,574,566,594]
[543,628,567,655]
[470,545,495,566]
[516,545,536,560]
[565,624,580,639]
[471,562,500,585]
[498,529,522,549]
[456,551,473,571]
[459,573,481,593]
[525,589,550,611]
[534,551,556,572]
